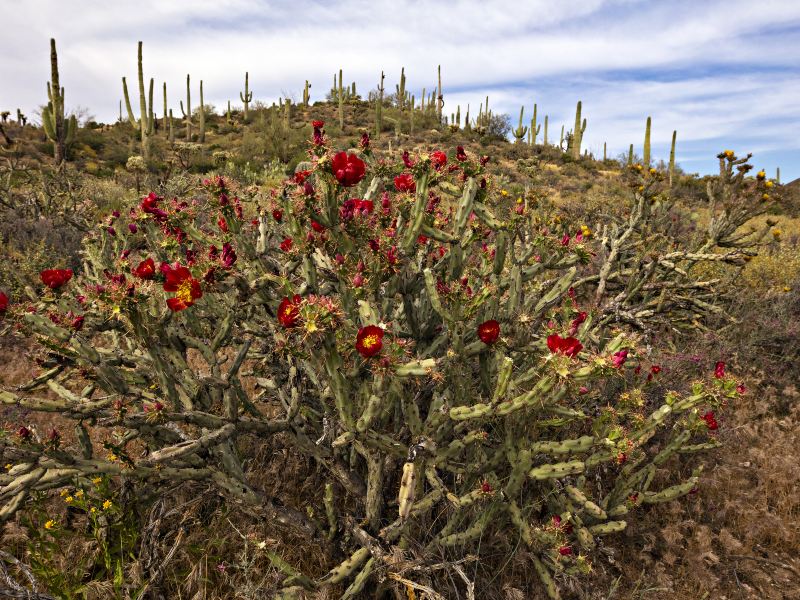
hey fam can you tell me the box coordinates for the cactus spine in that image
[180,74,192,141]
[42,39,76,165]
[643,116,651,167]
[121,41,153,159]
[240,72,252,122]
[571,100,586,159]
[669,130,677,187]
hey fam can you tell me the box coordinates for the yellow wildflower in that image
[64,496,73,503]
[649,167,656,175]
[723,150,734,159]
[44,520,56,530]
[4,464,11,471]
[765,180,774,188]
[762,193,770,201]
[756,169,766,180]
[580,225,591,238]
[92,477,102,485]
[102,500,112,510]
[772,229,781,239]
[107,452,118,462]
[500,189,508,196]
[90,506,97,514]
[75,490,84,499]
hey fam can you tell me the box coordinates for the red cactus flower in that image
[569,311,587,335]
[140,192,168,221]
[394,173,416,193]
[312,120,324,128]
[311,220,325,233]
[273,209,283,222]
[558,546,573,556]
[70,315,85,331]
[17,425,31,440]
[431,150,447,170]
[701,411,718,431]
[221,243,237,268]
[736,383,747,394]
[331,151,366,187]
[455,146,467,162]
[218,217,229,233]
[132,257,156,280]
[163,266,202,312]
[280,238,293,252]
[402,150,415,168]
[714,361,726,378]
[612,349,628,368]
[356,325,384,358]
[547,334,583,358]
[480,480,493,494]
[0,291,8,312]
[477,320,500,345]
[278,295,302,328]
[360,132,370,150]
[40,269,73,290]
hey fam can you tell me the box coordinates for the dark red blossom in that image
[456,146,467,162]
[558,546,573,556]
[221,243,237,268]
[278,295,302,328]
[431,150,447,170]
[40,269,73,290]
[331,152,366,187]
[356,325,384,358]
[402,151,415,168]
[0,291,8,312]
[547,334,582,358]
[280,238,293,252]
[477,320,500,345]
[701,411,718,430]
[394,173,416,193]
[140,193,169,222]
[163,266,202,312]
[714,361,726,378]
[612,349,628,368]
[273,209,283,222]
[294,170,311,185]
[360,131,370,150]
[132,258,156,280]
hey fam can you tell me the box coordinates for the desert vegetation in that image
[0,39,798,600]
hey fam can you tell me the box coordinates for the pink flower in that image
[612,350,628,368]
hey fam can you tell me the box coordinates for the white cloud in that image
[1,0,798,178]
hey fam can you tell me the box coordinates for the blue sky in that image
[1,0,798,180]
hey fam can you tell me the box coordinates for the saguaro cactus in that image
[437,64,443,122]
[375,71,385,139]
[240,72,252,122]
[643,116,652,167]
[544,115,549,145]
[570,100,586,159]
[669,130,677,187]
[122,41,154,159]
[512,106,528,144]
[303,80,311,107]
[198,80,206,143]
[43,38,77,165]
[628,143,634,166]
[338,69,345,130]
[530,103,541,145]
[162,82,168,133]
[180,74,192,141]
[397,67,406,111]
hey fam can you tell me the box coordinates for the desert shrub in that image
[0,129,771,598]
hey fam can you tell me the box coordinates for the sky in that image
[1,0,798,180]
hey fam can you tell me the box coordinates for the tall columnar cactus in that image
[226,100,232,124]
[560,124,565,149]
[603,142,607,162]
[776,167,780,184]
[436,64,443,122]
[283,98,291,130]
[375,71,385,139]
[397,67,406,111]
[198,80,206,143]
[338,69,345,130]
[628,143,634,166]
[168,108,174,144]
[570,100,586,159]
[669,130,677,187]
[16,108,27,126]
[409,95,415,134]
[240,72,253,122]
[544,115,549,146]
[643,116,652,167]
[42,38,77,166]
[303,80,311,107]
[122,41,154,159]
[162,82,168,133]
[530,103,541,144]
[118,100,122,123]
[180,74,192,141]
[512,106,528,144]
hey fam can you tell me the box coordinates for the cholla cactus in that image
[0,128,764,598]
